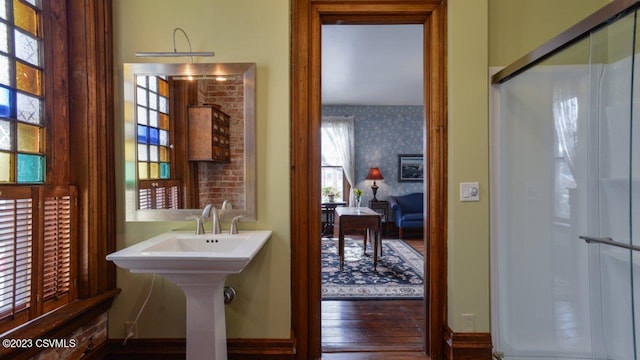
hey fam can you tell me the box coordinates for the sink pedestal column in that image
[162,273,228,360]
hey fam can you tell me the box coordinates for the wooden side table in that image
[334,207,382,271]
[321,201,346,238]
[368,200,389,235]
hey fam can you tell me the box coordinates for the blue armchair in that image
[388,193,424,239]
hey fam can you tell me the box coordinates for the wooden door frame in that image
[290,1,447,359]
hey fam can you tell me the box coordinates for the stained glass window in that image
[0,152,10,181]
[0,0,45,183]
[0,0,81,336]
[135,75,171,180]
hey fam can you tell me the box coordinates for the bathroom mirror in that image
[123,62,256,221]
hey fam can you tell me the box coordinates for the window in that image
[0,0,45,183]
[0,1,115,356]
[136,75,171,181]
[138,179,179,209]
[135,75,178,209]
[321,166,345,201]
[321,116,355,203]
[553,95,578,220]
[0,0,77,332]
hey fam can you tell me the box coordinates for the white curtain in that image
[321,115,355,204]
[553,85,578,175]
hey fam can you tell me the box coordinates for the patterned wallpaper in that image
[322,105,424,204]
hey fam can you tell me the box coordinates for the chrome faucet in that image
[211,206,221,234]
[208,201,232,234]
[187,216,205,235]
[187,204,213,235]
[220,200,232,218]
[230,215,244,234]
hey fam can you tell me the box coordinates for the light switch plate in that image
[460,182,480,202]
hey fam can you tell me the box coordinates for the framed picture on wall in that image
[398,154,424,182]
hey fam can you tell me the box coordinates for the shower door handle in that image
[579,236,640,252]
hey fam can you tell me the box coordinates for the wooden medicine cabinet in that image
[187,105,231,162]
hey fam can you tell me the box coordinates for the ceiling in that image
[321,24,424,106]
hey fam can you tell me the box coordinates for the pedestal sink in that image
[106,230,272,360]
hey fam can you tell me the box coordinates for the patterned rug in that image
[321,238,424,300]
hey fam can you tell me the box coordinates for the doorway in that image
[320,23,426,353]
[290,1,447,359]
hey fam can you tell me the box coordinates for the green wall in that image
[447,0,490,333]
[111,0,291,339]
[109,0,611,341]
[444,0,609,333]
[489,0,610,67]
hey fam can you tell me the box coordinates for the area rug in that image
[321,238,424,300]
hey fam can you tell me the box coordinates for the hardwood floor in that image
[321,351,430,360]
[404,238,425,254]
[321,236,426,356]
[322,299,425,352]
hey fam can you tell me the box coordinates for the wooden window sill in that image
[0,288,120,360]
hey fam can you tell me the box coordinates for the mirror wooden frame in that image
[123,62,257,221]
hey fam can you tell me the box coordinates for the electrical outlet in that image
[125,322,137,338]
[461,313,475,332]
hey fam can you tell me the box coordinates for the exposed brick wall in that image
[196,78,245,210]
[31,312,107,359]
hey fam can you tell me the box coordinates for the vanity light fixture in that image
[135,27,215,58]
[171,74,240,81]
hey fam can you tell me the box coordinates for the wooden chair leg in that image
[399,227,404,239]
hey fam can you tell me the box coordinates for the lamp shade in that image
[366,167,384,180]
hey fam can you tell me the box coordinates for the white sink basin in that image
[107,230,272,274]
[106,230,272,360]
[142,236,241,253]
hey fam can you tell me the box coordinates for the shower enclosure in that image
[491,1,640,359]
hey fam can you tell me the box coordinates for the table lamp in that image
[366,167,384,201]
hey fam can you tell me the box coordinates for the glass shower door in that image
[632,10,640,357]
[492,4,640,359]
[493,35,594,359]
[584,9,638,359]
